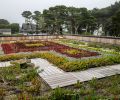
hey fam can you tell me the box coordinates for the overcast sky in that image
[0,0,119,25]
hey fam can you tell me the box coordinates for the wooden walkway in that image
[0,58,120,89]
[0,61,11,67]
[31,58,120,89]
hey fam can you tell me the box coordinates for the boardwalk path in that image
[0,58,120,89]
[31,58,120,89]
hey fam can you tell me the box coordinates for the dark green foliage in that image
[21,11,32,21]
[20,63,28,69]
[91,1,120,36]
[43,5,67,34]
[0,19,9,25]
[11,23,19,33]
[50,87,80,100]
[42,6,97,35]
[32,11,41,34]
[21,11,32,30]
[20,1,120,36]
[0,22,19,34]
[111,11,120,36]
[0,24,11,29]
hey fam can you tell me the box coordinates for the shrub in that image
[50,87,80,100]
[89,78,98,89]
[74,80,82,88]
[61,55,120,72]
[50,87,67,100]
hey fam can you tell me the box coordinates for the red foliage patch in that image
[1,44,16,54]
[1,41,99,58]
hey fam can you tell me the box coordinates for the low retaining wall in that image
[0,35,120,45]
[0,35,58,43]
[64,35,120,45]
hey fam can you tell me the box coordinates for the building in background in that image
[0,29,11,35]
[20,23,36,33]
[94,24,104,36]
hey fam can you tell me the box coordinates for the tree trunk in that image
[71,20,75,34]
[75,25,79,34]
[86,24,88,33]
[60,26,63,35]
[36,24,38,34]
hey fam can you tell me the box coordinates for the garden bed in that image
[1,39,120,72]
[1,39,120,99]
[0,52,120,72]
[1,62,120,99]
[1,41,99,59]
[0,60,49,99]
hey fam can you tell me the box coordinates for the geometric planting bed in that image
[1,41,99,58]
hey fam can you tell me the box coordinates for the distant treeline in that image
[0,19,19,33]
[1,1,120,36]
[91,1,120,36]
[21,1,120,36]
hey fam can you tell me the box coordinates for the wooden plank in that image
[99,69,119,76]
[86,70,105,78]
[71,73,93,81]
[50,79,78,89]
[44,74,77,84]
[110,65,120,70]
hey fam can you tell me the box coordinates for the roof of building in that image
[0,29,11,32]
[21,23,36,30]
